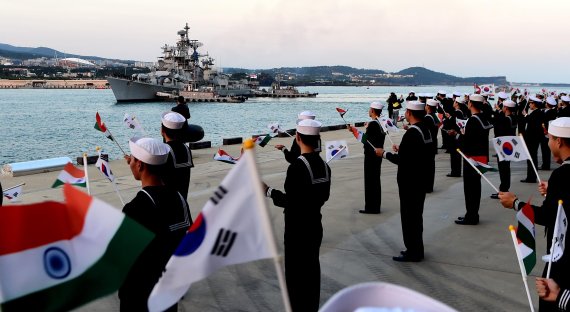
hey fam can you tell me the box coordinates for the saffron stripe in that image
[0,185,91,255]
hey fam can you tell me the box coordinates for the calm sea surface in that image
[0,85,547,165]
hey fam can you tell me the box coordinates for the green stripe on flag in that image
[523,250,537,275]
[51,180,87,189]
[1,217,154,312]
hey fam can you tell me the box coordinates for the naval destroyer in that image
[107,23,251,102]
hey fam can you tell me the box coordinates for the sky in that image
[2,0,570,83]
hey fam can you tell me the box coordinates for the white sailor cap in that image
[319,282,457,312]
[503,99,516,108]
[469,94,485,102]
[426,99,440,107]
[409,90,415,94]
[529,96,543,103]
[437,90,447,95]
[297,110,316,120]
[370,101,384,110]
[296,119,322,135]
[497,92,509,100]
[406,101,425,111]
[548,117,570,138]
[561,95,570,103]
[455,97,466,104]
[453,91,463,97]
[129,137,170,165]
[161,111,186,130]
[546,96,558,106]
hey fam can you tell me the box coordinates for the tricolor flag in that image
[213,148,243,165]
[543,201,567,263]
[147,147,277,312]
[94,112,114,141]
[336,107,348,118]
[325,140,349,162]
[456,118,468,130]
[492,136,530,162]
[0,184,154,312]
[95,153,115,182]
[52,163,87,188]
[351,127,367,144]
[2,184,23,203]
[467,156,497,173]
[254,135,272,147]
[378,116,399,132]
[515,200,536,275]
[123,113,144,133]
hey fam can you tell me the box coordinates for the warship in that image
[107,23,251,102]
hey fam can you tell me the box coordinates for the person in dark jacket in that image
[377,101,432,262]
[119,137,192,312]
[424,99,440,192]
[449,94,493,225]
[347,102,386,214]
[171,96,190,120]
[265,119,331,312]
[275,111,319,163]
[490,99,517,199]
[161,112,194,200]
[445,97,467,177]
[387,92,398,121]
[521,96,545,183]
[500,117,570,311]
[541,96,558,170]
[406,91,418,101]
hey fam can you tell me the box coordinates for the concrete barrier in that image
[222,137,243,145]
[188,141,212,149]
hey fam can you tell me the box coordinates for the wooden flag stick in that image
[509,226,536,312]
[457,149,499,193]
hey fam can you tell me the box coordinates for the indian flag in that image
[254,135,272,147]
[94,112,114,141]
[0,184,154,312]
[467,156,497,174]
[52,163,87,188]
[351,127,367,144]
[213,148,242,165]
[515,201,536,275]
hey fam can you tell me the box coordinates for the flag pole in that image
[243,139,292,312]
[2,182,25,192]
[108,129,127,156]
[82,153,91,195]
[546,200,563,278]
[518,134,541,186]
[509,225,536,312]
[326,145,347,164]
[457,149,499,193]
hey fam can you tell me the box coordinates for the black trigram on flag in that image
[210,186,228,205]
[211,228,237,257]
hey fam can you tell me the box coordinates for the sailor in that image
[161,112,194,200]
[171,95,190,120]
[119,137,192,312]
[376,101,432,262]
[424,99,440,193]
[406,91,418,101]
[445,97,467,177]
[517,93,530,135]
[264,119,331,312]
[521,96,545,183]
[275,111,320,163]
[347,102,386,214]
[541,96,558,170]
[438,90,454,151]
[499,117,570,311]
[558,95,570,117]
[490,99,517,199]
[450,94,493,225]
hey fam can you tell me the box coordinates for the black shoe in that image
[490,193,499,199]
[520,179,537,183]
[457,216,465,221]
[455,219,479,225]
[359,210,380,214]
[393,254,422,262]
[446,173,461,177]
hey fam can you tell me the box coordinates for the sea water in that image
[0,85,536,164]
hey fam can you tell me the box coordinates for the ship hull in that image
[106,77,182,102]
